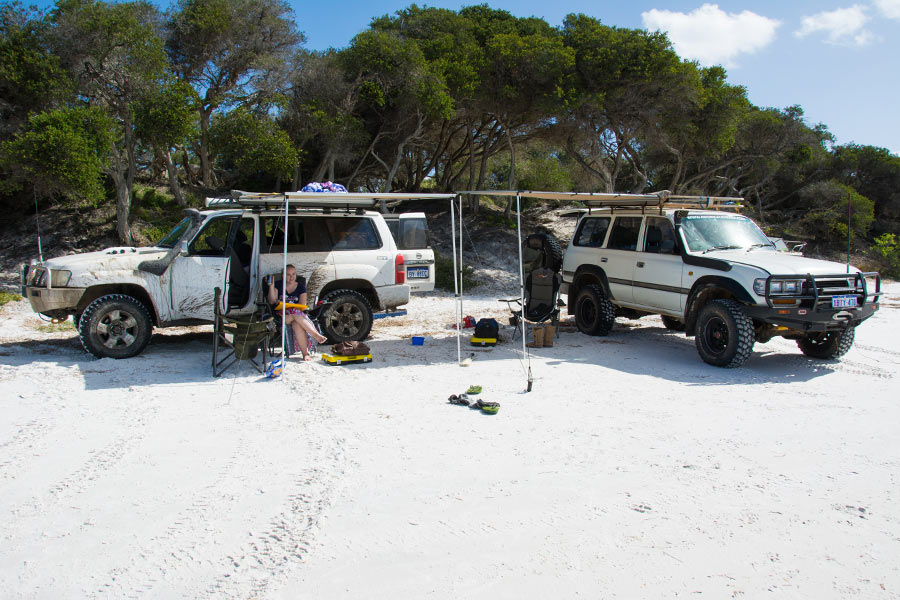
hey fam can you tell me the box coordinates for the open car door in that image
[169,215,239,320]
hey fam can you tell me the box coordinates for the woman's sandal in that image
[466,385,482,394]
[472,399,500,414]
[448,393,471,406]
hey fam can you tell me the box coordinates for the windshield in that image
[156,217,193,248]
[679,214,773,253]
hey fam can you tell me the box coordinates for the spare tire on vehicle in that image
[522,232,563,274]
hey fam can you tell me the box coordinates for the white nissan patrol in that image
[21,191,455,359]
[561,192,882,367]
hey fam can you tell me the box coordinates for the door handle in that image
[600,257,608,263]
[636,261,645,268]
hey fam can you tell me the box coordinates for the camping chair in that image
[261,275,331,359]
[501,233,565,342]
[212,287,274,377]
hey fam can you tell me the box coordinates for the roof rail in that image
[205,190,458,210]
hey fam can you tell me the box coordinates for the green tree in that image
[134,76,195,205]
[166,0,302,187]
[49,0,168,243]
[830,144,900,233]
[209,107,297,189]
[0,2,72,139]
[799,180,874,248]
[0,106,115,204]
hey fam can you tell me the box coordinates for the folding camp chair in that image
[212,287,274,377]
[501,233,565,342]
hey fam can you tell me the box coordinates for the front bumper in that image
[744,302,878,332]
[24,286,85,316]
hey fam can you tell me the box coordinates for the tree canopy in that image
[0,1,897,251]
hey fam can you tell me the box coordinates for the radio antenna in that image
[34,190,44,263]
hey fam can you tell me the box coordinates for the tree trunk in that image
[502,120,517,221]
[199,106,213,187]
[311,149,332,182]
[160,146,186,206]
[467,120,479,214]
[293,164,302,190]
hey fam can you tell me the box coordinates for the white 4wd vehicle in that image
[562,193,882,367]
[21,191,454,359]
[383,212,435,292]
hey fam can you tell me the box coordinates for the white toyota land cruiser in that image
[561,192,882,367]
[21,191,454,359]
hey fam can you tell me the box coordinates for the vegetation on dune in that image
[1,1,899,271]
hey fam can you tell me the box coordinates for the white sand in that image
[1,282,899,599]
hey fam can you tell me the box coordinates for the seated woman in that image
[267,264,327,361]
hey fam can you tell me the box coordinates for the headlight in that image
[49,269,71,287]
[754,278,802,295]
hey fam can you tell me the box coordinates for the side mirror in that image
[178,240,190,256]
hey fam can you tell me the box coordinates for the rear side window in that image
[398,218,429,249]
[574,217,611,247]
[607,217,642,251]
[642,217,678,255]
[261,217,332,253]
[326,217,381,250]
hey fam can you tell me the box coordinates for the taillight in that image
[395,254,405,284]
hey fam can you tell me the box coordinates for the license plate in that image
[408,267,429,279]
[832,295,857,308]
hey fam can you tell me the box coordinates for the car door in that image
[396,213,435,292]
[169,214,238,320]
[601,216,642,304]
[632,216,684,313]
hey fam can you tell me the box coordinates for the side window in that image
[607,217,642,251]
[190,217,237,256]
[642,217,678,255]
[326,217,381,250]
[573,217,611,247]
[261,217,304,253]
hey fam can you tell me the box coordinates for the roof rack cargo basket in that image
[463,190,742,210]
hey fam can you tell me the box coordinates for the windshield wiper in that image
[746,243,774,252]
[702,245,742,254]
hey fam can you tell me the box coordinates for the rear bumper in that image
[24,286,85,316]
[376,284,410,310]
[744,302,878,331]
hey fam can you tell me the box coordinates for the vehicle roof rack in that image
[205,190,458,210]
[464,190,742,211]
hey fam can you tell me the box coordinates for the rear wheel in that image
[574,284,615,336]
[318,289,373,343]
[694,299,754,368]
[661,315,686,331]
[78,294,152,359]
[797,328,855,359]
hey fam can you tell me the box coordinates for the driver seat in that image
[206,235,250,308]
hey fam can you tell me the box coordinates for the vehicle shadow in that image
[545,323,842,385]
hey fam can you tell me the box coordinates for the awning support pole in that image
[451,196,461,365]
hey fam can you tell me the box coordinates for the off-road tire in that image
[661,315,686,331]
[797,327,855,359]
[574,284,615,336]
[318,289,373,343]
[536,233,564,272]
[78,294,152,359]
[694,299,754,367]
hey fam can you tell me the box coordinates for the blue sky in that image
[292,1,900,155]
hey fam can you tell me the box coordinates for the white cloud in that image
[873,0,900,19]
[795,5,873,46]
[641,4,781,68]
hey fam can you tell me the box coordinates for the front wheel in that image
[797,328,855,359]
[318,289,373,343]
[78,294,152,359]
[574,284,615,336]
[694,299,754,368]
